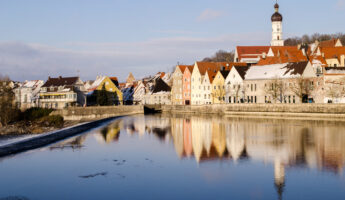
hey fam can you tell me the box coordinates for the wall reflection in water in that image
[95,114,345,176]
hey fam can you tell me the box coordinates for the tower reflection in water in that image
[93,114,345,198]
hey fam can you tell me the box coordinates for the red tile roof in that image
[319,39,341,48]
[177,65,193,73]
[257,46,308,65]
[236,46,270,60]
[196,62,246,75]
[320,47,345,62]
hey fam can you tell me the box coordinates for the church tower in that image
[271,2,284,46]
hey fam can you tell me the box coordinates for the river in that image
[0,114,344,200]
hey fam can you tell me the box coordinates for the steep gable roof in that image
[42,76,79,87]
[177,65,193,73]
[195,62,246,75]
[233,66,251,79]
[152,78,171,93]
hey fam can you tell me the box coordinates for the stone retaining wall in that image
[52,105,144,121]
[162,104,345,117]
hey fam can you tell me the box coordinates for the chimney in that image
[59,76,62,79]
[48,76,51,80]
[221,66,225,71]
[322,52,325,58]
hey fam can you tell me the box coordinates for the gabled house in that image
[211,70,230,104]
[39,76,86,109]
[144,78,171,105]
[191,62,240,105]
[171,65,191,105]
[87,76,123,106]
[133,80,148,105]
[14,80,44,110]
[182,66,193,105]
[225,66,251,104]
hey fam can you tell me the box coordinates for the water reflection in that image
[97,114,345,176]
[1,114,345,200]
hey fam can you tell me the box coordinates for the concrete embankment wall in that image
[162,104,345,118]
[0,117,118,157]
[52,105,144,121]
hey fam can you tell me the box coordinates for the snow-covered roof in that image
[23,80,43,88]
[245,62,309,80]
[324,67,345,75]
[89,76,106,91]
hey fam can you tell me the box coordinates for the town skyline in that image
[1,0,345,82]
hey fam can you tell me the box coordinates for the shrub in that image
[39,115,64,128]
[20,108,54,121]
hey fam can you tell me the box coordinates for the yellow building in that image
[88,76,123,105]
[211,70,230,104]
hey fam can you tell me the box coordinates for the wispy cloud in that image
[197,9,224,22]
[0,33,269,82]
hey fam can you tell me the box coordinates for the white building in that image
[39,76,86,109]
[14,80,44,110]
[225,66,250,104]
[244,61,320,104]
[133,81,147,105]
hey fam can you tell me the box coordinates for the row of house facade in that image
[170,40,345,105]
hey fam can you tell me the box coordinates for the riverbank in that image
[0,120,82,136]
[0,117,119,157]
[161,104,345,118]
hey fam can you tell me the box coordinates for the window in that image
[251,84,253,92]
[214,86,216,89]
[255,84,257,91]
[293,96,296,103]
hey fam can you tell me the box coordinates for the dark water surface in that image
[0,114,344,200]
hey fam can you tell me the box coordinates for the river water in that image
[0,114,344,200]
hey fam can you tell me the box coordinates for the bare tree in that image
[202,50,235,62]
[284,32,345,46]
[289,77,315,103]
[213,85,226,104]
[265,78,286,103]
[0,75,18,126]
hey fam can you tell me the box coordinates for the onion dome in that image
[271,3,283,22]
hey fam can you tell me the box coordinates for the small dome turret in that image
[271,3,283,22]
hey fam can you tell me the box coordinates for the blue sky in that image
[0,0,345,81]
